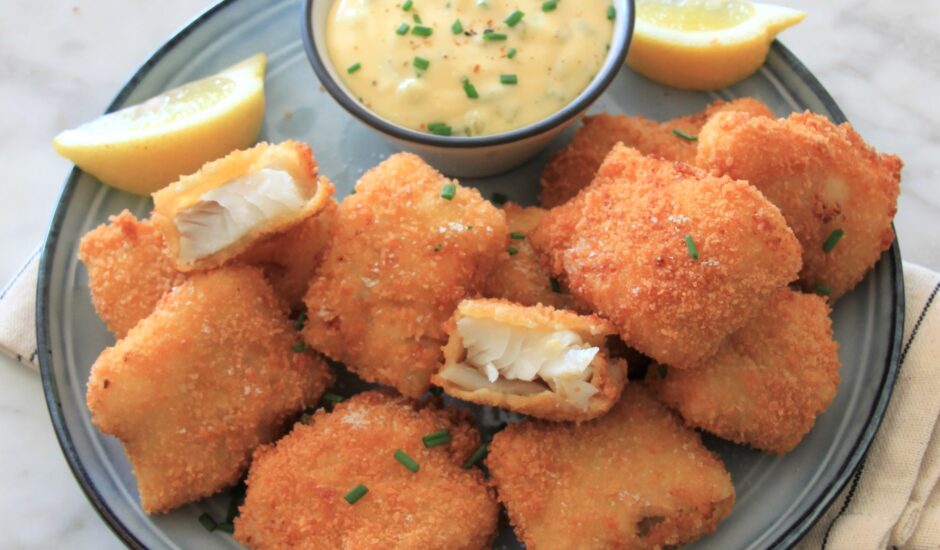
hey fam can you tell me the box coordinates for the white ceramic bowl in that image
[302,0,635,177]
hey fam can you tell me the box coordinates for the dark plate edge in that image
[36,1,241,548]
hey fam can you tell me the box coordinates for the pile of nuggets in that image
[80,98,901,549]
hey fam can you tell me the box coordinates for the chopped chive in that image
[507,247,519,256]
[394,449,421,472]
[429,386,444,396]
[441,183,457,200]
[463,443,488,469]
[413,13,422,23]
[500,74,518,85]
[657,364,668,380]
[684,234,699,260]
[672,128,698,141]
[396,23,410,35]
[510,232,525,240]
[451,19,463,33]
[462,77,479,99]
[507,47,517,59]
[344,483,369,505]
[504,10,525,27]
[293,311,307,331]
[347,62,362,74]
[292,342,309,353]
[427,122,453,136]
[815,284,832,296]
[550,277,561,293]
[822,229,844,253]
[411,25,433,36]
[198,512,218,532]
[413,56,430,70]
[402,0,413,10]
[482,31,507,41]
[491,192,508,205]
[216,522,234,534]
[323,392,344,404]
[542,0,557,12]
[607,5,616,20]
[422,429,452,448]
[226,484,246,523]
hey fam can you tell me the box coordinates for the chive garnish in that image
[462,77,480,99]
[292,342,308,353]
[422,429,452,448]
[491,192,508,205]
[822,229,844,253]
[413,13,422,23]
[550,277,561,293]
[507,47,517,59]
[542,1,557,12]
[394,450,421,473]
[396,23,410,35]
[344,483,369,505]
[507,247,519,256]
[323,392,344,404]
[505,10,525,27]
[199,512,219,532]
[672,128,698,141]
[482,31,507,41]
[815,284,832,296]
[411,25,433,36]
[657,364,668,379]
[402,0,413,10]
[607,5,616,20]
[510,232,525,240]
[226,484,246,524]
[427,122,453,136]
[452,19,463,34]
[293,311,307,331]
[347,62,362,74]
[441,183,457,200]
[413,56,430,70]
[500,74,518,85]
[684,234,699,260]
[463,443,488,469]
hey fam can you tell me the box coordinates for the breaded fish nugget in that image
[696,111,902,300]
[152,140,334,271]
[482,203,582,311]
[234,391,499,550]
[531,145,802,369]
[540,98,773,207]
[86,266,332,513]
[303,153,507,398]
[78,210,185,337]
[487,385,735,549]
[432,299,626,422]
[647,288,840,454]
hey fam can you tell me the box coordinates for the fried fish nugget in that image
[303,153,507,398]
[487,385,735,549]
[696,111,902,300]
[432,299,626,422]
[531,145,802,369]
[539,98,773,208]
[86,266,332,513]
[78,210,185,337]
[482,203,582,311]
[647,288,840,454]
[234,391,499,550]
[152,140,334,271]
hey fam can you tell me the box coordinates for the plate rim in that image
[34,1,906,547]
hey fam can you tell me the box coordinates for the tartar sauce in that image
[325,0,616,137]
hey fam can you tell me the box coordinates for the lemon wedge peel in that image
[53,53,267,196]
[626,3,806,91]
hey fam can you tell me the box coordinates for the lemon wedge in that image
[54,53,267,195]
[626,0,806,91]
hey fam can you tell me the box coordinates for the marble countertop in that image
[1,0,937,547]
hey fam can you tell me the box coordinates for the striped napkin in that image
[2,251,937,549]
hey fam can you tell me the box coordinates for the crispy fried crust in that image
[86,266,333,513]
[431,298,626,422]
[152,140,335,271]
[482,203,583,311]
[234,391,499,550]
[696,111,901,300]
[303,153,508,398]
[539,98,773,208]
[647,288,840,454]
[487,385,735,549]
[530,145,802,369]
[78,210,186,337]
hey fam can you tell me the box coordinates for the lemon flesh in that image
[627,0,805,91]
[54,54,267,195]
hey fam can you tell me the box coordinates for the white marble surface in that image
[0,0,937,547]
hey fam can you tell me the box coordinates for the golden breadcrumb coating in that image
[530,145,802,369]
[539,98,773,208]
[482,203,583,311]
[647,288,840,454]
[696,111,902,300]
[152,140,335,271]
[86,266,332,514]
[234,391,499,550]
[487,385,735,549]
[432,298,627,422]
[78,210,186,338]
[303,153,508,398]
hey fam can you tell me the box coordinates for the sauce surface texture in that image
[326,0,615,137]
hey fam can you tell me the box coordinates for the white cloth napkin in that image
[1,252,938,549]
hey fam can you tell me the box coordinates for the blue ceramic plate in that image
[37,0,904,548]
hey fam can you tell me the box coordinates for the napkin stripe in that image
[0,247,40,302]
[899,281,940,363]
